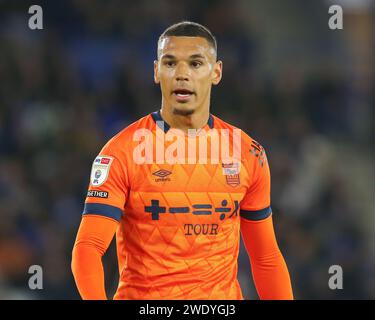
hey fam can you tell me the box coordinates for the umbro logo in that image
[152,169,172,182]
[152,169,172,178]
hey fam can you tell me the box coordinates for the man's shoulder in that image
[212,114,266,150]
[100,113,154,154]
[211,114,239,131]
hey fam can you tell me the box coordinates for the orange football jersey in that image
[83,110,272,299]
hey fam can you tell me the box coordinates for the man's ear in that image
[211,60,223,86]
[154,60,160,84]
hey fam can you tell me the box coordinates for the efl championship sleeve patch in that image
[90,156,114,187]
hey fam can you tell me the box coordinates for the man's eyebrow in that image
[160,54,207,60]
[189,54,206,60]
[160,54,176,60]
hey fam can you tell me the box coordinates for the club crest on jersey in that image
[222,162,240,187]
[90,156,113,186]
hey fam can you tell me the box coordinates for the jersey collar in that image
[151,110,214,133]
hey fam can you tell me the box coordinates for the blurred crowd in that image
[0,0,374,299]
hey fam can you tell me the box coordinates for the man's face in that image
[154,36,222,116]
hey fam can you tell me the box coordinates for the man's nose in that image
[175,62,190,81]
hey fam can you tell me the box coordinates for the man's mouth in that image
[172,89,194,101]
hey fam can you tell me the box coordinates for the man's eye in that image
[164,61,175,67]
[191,61,203,68]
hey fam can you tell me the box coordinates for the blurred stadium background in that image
[0,0,374,299]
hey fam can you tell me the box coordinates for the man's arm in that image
[71,214,118,300]
[240,214,293,300]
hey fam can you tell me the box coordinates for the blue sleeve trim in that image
[240,206,272,221]
[83,203,123,221]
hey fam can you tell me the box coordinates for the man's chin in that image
[172,106,195,116]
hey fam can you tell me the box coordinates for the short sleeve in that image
[83,145,129,222]
[240,142,272,221]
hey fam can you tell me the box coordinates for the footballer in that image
[71,21,293,300]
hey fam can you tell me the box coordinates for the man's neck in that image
[160,106,210,132]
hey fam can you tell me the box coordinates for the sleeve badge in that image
[90,156,114,187]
